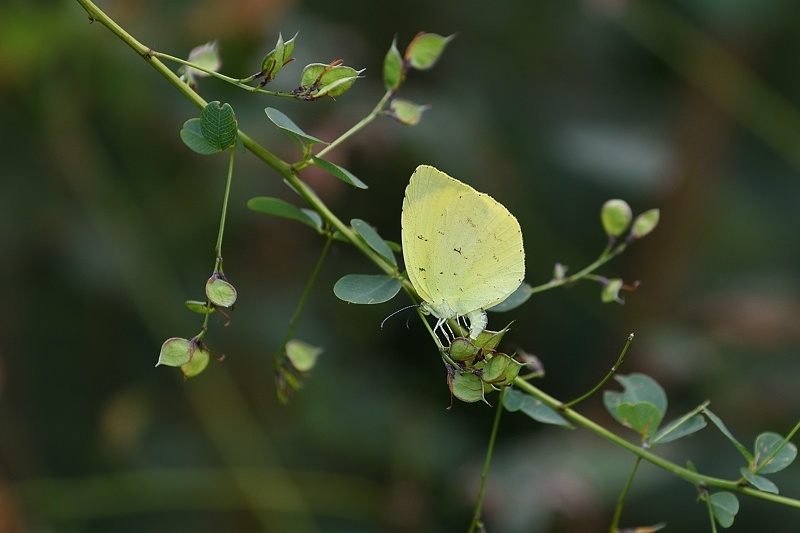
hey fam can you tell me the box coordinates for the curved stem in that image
[563,333,633,408]
[511,378,800,509]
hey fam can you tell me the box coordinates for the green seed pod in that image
[601,199,632,237]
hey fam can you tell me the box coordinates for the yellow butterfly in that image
[401,165,525,339]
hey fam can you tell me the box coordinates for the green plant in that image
[75,1,800,530]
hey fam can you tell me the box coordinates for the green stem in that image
[214,148,235,269]
[610,456,642,532]
[276,234,334,357]
[563,333,633,408]
[528,243,627,296]
[148,50,294,98]
[511,379,800,509]
[469,388,506,533]
[316,91,393,159]
[76,0,407,294]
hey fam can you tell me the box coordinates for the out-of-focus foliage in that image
[3,0,800,531]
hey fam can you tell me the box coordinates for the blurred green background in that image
[3,0,800,531]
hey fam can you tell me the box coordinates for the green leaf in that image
[311,156,368,189]
[386,98,429,126]
[405,32,454,70]
[452,371,486,404]
[247,197,322,232]
[181,345,210,378]
[651,413,706,446]
[206,276,237,308]
[503,388,572,428]
[488,282,532,313]
[754,432,797,474]
[351,218,395,265]
[616,402,663,439]
[200,101,238,151]
[333,274,402,304]
[265,107,327,145]
[383,36,404,91]
[740,468,779,494]
[604,373,667,424]
[156,337,192,367]
[703,407,754,462]
[285,339,322,373]
[709,492,739,528]
[180,118,219,155]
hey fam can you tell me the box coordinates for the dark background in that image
[3,0,800,531]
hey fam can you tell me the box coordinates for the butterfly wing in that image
[401,165,525,320]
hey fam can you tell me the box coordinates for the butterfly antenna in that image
[380,304,419,330]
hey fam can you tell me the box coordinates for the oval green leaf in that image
[604,373,667,424]
[265,107,327,145]
[351,218,395,265]
[703,407,753,462]
[200,101,238,151]
[503,388,572,428]
[180,118,219,155]
[247,197,322,231]
[709,492,739,528]
[489,283,532,313]
[616,402,663,439]
[651,413,707,446]
[740,468,779,494]
[754,432,797,474]
[333,274,402,304]
[311,156,367,189]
